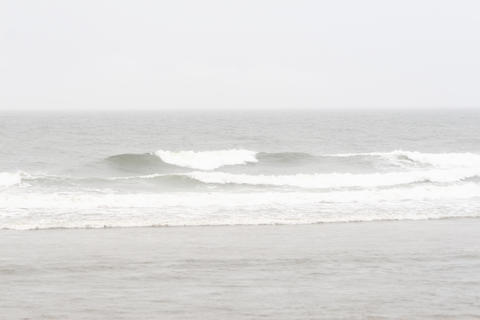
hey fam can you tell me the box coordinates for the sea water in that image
[1,109,480,229]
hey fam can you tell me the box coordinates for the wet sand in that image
[1,219,480,319]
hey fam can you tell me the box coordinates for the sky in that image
[0,0,479,111]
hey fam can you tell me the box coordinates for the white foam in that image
[154,149,258,170]
[3,150,480,229]
[1,184,480,229]
[333,150,480,169]
[185,169,480,189]
[0,172,22,188]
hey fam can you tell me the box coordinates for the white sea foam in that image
[1,184,480,229]
[185,169,480,189]
[1,183,479,208]
[154,149,258,170]
[0,172,22,188]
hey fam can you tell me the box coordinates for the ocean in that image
[1,110,480,319]
[1,110,480,229]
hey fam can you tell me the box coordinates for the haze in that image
[1,0,479,111]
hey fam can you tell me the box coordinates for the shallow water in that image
[1,219,480,319]
[1,110,480,229]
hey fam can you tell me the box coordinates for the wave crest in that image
[154,149,258,170]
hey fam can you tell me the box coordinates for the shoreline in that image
[2,218,480,319]
[1,215,479,232]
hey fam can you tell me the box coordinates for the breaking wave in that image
[6,150,480,191]
[103,149,480,172]
[184,169,480,189]
[106,149,259,171]
[3,149,480,229]
[154,149,258,170]
[8,170,479,191]
[1,184,480,230]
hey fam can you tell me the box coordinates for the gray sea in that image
[1,110,480,319]
[1,110,480,229]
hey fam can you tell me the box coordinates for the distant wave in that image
[105,149,259,171]
[103,149,480,189]
[6,150,480,191]
[104,149,480,172]
[138,169,478,189]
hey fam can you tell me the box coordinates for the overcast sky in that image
[1,0,479,111]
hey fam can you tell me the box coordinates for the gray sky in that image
[1,0,479,111]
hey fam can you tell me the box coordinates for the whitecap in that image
[154,149,258,170]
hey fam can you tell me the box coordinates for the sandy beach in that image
[1,218,479,319]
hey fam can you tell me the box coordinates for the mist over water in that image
[1,110,480,229]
